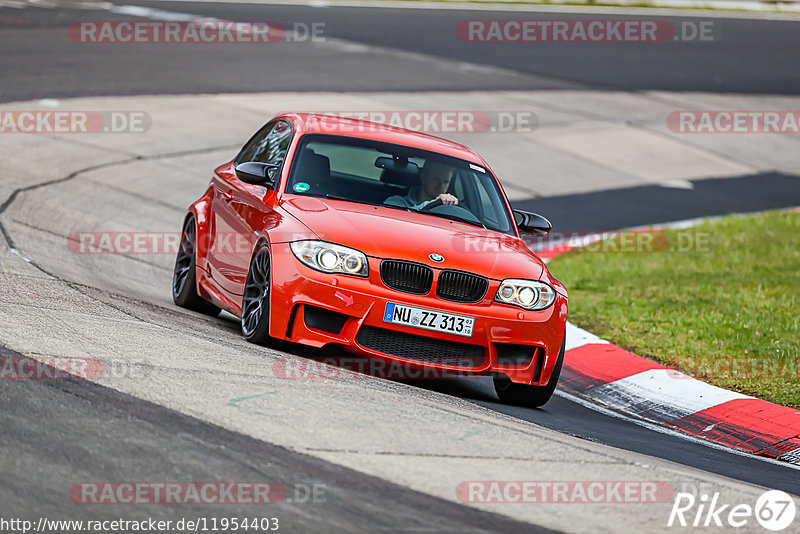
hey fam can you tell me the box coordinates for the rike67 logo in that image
[668,489,796,531]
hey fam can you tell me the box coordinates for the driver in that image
[384,160,458,209]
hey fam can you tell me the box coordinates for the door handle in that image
[221,190,234,201]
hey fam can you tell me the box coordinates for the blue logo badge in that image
[429,253,444,263]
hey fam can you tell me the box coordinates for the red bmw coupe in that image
[173,113,568,407]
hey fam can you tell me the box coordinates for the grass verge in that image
[548,209,799,408]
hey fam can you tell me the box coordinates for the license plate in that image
[383,302,474,337]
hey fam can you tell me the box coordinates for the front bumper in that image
[268,242,568,385]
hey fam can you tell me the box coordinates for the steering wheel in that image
[421,199,444,211]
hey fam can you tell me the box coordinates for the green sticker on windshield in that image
[294,182,310,193]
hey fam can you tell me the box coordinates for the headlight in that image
[495,279,556,310]
[290,241,369,277]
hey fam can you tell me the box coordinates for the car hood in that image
[281,196,543,281]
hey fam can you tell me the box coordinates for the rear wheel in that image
[172,215,220,316]
[241,242,272,345]
[493,332,565,408]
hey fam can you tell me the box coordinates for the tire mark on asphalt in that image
[0,340,557,534]
[10,217,174,271]
[0,143,239,329]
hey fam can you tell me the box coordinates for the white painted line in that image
[11,0,113,8]
[555,389,800,472]
[586,368,752,420]
[780,448,800,465]
[133,0,800,19]
[658,179,695,190]
[625,205,800,233]
[565,321,609,351]
[37,99,60,108]
[109,4,219,21]
[97,3,529,82]
[9,248,32,263]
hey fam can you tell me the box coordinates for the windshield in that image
[285,134,515,234]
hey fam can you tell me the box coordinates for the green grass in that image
[548,209,800,408]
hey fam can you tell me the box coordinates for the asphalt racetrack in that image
[1,1,799,532]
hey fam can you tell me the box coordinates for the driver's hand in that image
[436,193,458,206]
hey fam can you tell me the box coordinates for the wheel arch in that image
[186,186,214,271]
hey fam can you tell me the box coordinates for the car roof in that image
[276,113,490,167]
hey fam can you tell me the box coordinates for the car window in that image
[237,120,293,167]
[476,175,502,228]
[285,134,514,234]
[306,142,383,181]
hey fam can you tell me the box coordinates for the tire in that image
[172,215,220,316]
[241,241,272,345]
[493,331,565,408]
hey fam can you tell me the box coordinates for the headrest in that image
[294,149,330,184]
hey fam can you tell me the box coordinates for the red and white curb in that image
[558,323,800,465]
[541,228,800,467]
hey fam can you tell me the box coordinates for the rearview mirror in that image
[235,162,279,185]
[513,210,552,237]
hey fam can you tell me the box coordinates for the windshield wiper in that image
[411,209,487,229]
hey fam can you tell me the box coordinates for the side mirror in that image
[513,210,552,237]
[235,162,279,185]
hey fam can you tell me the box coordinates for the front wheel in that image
[241,242,272,345]
[493,332,565,408]
[172,215,220,316]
